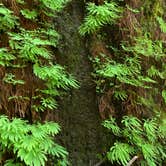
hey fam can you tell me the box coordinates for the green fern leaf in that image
[162,90,166,103]
[102,117,121,136]
[20,9,38,19]
[107,142,134,166]
[0,5,18,30]
[40,0,69,11]
[114,90,128,101]
[143,119,157,143]
[79,2,122,35]
[122,116,142,132]
[157,17,166,33]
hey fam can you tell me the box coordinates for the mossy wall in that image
[54,0,109,165]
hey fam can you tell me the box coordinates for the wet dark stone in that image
[53,0,111,165]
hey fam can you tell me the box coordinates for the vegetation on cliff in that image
[0,0,166,165]
[80,0,166,165]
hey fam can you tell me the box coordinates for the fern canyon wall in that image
[0,0,166,166]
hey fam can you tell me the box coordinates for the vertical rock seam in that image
[55,0,107,165]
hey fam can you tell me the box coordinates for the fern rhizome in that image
[80,0,166,165]
[0,0,79,165]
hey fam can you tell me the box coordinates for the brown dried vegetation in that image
[0,1,48,121]
[90,0,166,119]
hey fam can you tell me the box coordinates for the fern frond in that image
[122,116,142,132]
[3,73,25,85]
[33,64,79,90]
[96,59,155,88]
[143,119,157,143]
[157,17,166,33]
[20,9,38,19]
[40,97,58,110]
[79,2,122,35]
[40,0,70,11]
[162,90,166,103]
[147,65,164,78]
[4,159,22,166]
[158,118,166,139]
[107,142,134,166]
[0,48,16,67]
[114,90,128,101]
[141,144,157,166]
[133,36,165,60]
[102,117,121,136]
[0,115,67,166]
[48,144,68,157]
[38,121,61,136]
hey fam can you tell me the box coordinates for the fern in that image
[102,117,121,136]
[0,115,68,166]
[33,64,79,90]
[0,0,77,165]
[159,119,166,139]
[162,90,166,103]
[79,1,122,35]
[141,144,157,166]
[157,17,166,33]
[0,5,18,30]
[90,34,164,116]
[143,119,157,142]
[3,73,25,85]
[96,58,156,88]
[80,2,166,165]
[132,36,165,60]
[20,9,38,19]
[8,30,56,62]
[122,116,142,132]
[103,116,166,166]
[16,0,25,4]
[39,0,70,11]
[40,97,57,110]
[114,90,128,101]
[0,48,16,67]
[126,4,140,13]
[107,142,134,166]
[5,159,22,166]
[147,65,164,78]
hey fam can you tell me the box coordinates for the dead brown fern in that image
[0,1,51,121]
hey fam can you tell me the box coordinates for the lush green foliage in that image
[0,115,68,166]
[103,116,166,166]
[0,0,78,165]
[0,0,78,114]
[0,5,18,30]
[91,34,166,101]
[79,1,122,35]
[80,0,166,109]
[157,17,166,33]
[39,0,69,11]
[80,0,166,165]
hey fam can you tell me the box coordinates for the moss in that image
[54,0,110,165]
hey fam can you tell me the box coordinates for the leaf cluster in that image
[103,116,166,166]
[0,0,75,165]
[0,115,68,166]
[0,5,18,31]
[79,1,122,35]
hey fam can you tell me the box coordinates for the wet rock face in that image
[54,0,108,165]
